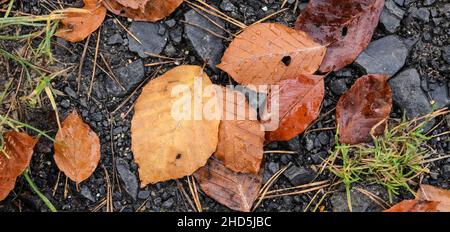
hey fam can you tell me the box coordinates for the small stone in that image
[169,26,183,44]
[138,190,150,200]
[80,185,96,202]
[220,0,238,12]
[165,19,176,28]
[428,81,450,108]
[107,34,123,45]
[116,158,139,201]
[60,99,70,108]
[184,9,225,70]
[330,78,348,95]
[105,59,145,97]
[380,0,405,33]
[128,22,168,58]
[267,162,280,174]
[305,135,315,151]
[283,165,315,186]
[330,186,387,212]
[443,45,450,64]
[355,35,408,77]
[413,8,430,22]
[162,198,175,209]
[64,86,78,99]
[423,0,435,6]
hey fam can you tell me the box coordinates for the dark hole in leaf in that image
[120,9,126,14]
[341,26,348,37]
[176,153,182,160]
[281,56,292,66]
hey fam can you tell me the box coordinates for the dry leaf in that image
[295,0,384,72]
[55,0,107,42]
[217,23,326,87]
[336,74,392,145]
[131,65,220,186]
[103,0,183,22]
[54,111,101,184]
[0,131,37,178]
[385,200,450,212]
[0,177,16,201]
[215,87,264,174]
[263,74,325,142]
[417,184,450,203]
[194,158,263,212]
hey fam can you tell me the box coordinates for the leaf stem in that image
[23,169,57,212]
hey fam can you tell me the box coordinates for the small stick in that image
[181,20,231,41]
[87,28,101,101]
[114,17,142,44]
[77,35,91,93]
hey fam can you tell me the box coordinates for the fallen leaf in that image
[194,158,263,212]
[336,74,392,145]
[103,0,183,22]
[417,184,450,204]
[215,86,264,174]
[131,65,220,186]
[55,0,107,42]
[0,131,37,178]
[217,23,326,87]
[385,200,450,212]
[54,111,101,184]
[0,177,16,201]
[262,74,325,142]
[295,0,384,72]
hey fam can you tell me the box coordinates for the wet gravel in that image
[0,0,449,212]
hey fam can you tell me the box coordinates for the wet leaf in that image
[103,0,183,22]
[263,74,325,142]
[131,65,220,186]
[0,177,16,201]
[295,0,384,72]
[55,0,107,42]
[336,74,392,145]
[194,158,263,212]
[417,184,450,204]
[0,131,37,178]
[54,111,101,184]
[217,23,326,87]
[215,87,264,174]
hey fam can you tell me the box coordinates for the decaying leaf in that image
[417,184,450,203]
[336,74,392,145]
[0,177,16,201]
[194,158,263,212]
[384,200,442,212]
[131,65,220,186]
[55,0,107,43]
[215,87,264,174]
[217,23,326,87]
[54,111,101,184]
[0,131,37,178]
[103,0,183,22]
[295,0,384,72]
[385,185,450,212]
[262,74,325,142]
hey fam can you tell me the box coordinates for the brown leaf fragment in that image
[194,158,263,212]
[54,111,101,184]
[295,0,384,72]
[0,177,16,201]
[417,184,450,204]
[385,200,450,212]
[263,74,325,142]
[55,0,107,43]
[336,74,392,145]
[215,87,264,174]
[217,23,326,87]
[0,131,37,178]
[103,0,183,22]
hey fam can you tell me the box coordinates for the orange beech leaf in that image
[55,0,107,42]
[217,23,326,87]
[295,0,384,72]
[262,74,325,142]
[214,86,264,174]
[0,177,16,201]
[336,74,392,145]
[0,131,37,178]
[194,158,263,212]
[131,65,220,186]
[385,200,450,212]
[416,184,450,204]
[54,111,101,184]
[103,0,183,22]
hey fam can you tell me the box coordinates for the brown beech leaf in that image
[103,0,183,22]
[194,158,263,212]
[0,177,16,201]
[416,184,450,204]
[295,0,384,72]
[262,74,325,142]
[215,87,264,174]
[54,111,101,184]
[131,65,220,186]
[217,23,326,87]
[0,131,37,178]
[385,200,450,212]
[55,0,107,43]
[336,74,392,145]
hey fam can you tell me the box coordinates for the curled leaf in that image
[56,0,107,42]
[263,74,325,142]
[54,111,101,184]
[0,177,16,201]
[336,74,392,145]
[103,0,183,22]
[217,23,326,87]
[295,0,384,72]
[215,87,264,174]
[0,131,37,178]
[131,65,220,186]
[194,158,263,212]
